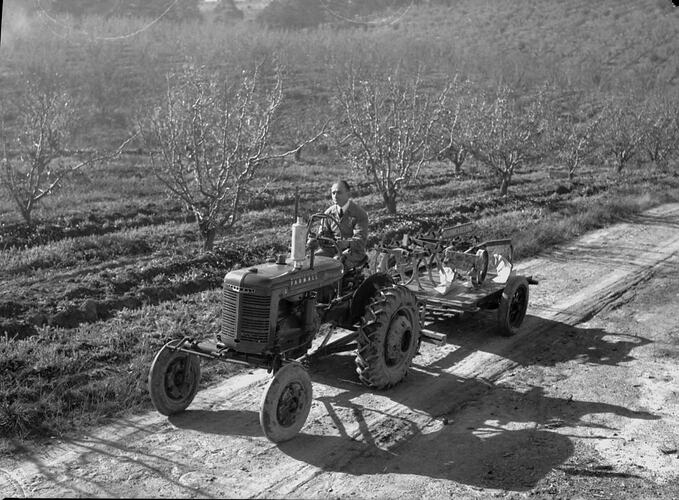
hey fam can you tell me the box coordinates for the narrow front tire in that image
[148,341,201,416]
[259,363,312,443]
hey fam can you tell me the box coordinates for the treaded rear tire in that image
[355,284,421,389]
[497,276,529,336]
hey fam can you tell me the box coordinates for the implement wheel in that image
[260,363,312,443]
[355,284,421,389]
[471,249,489,286]
[148,340,201,416]
[497,276,529,336]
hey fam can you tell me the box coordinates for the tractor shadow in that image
[281,316,657,491]
[281,425,575,491]
[167,314,655,491]
[168,409,262,437]
[291,359,656,491]
[426,311,652,369]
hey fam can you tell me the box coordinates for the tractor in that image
[148,212,420,442]
[148,213,535,442]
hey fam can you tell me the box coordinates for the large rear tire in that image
[259,363,312,443]
[148,341,201,416]
[497,276,529,336]
[355,284,421,389]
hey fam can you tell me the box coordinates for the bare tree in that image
[274,100,330,164]
[430,78,475,175]
[640,93,679,171]
[598,96,646,174]
[552,110,602,181]
[466,85,546,196]
[0,72,132,225]
[334,67,450,214]
[139,64,322,251]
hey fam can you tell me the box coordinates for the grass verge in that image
[510,188,679,259]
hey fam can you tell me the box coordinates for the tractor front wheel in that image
[355,284,421,389]
[497,276,529,336]
[260,362,312,443]
[148,341,201,416]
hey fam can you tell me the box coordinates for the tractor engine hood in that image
[223,256,344,296]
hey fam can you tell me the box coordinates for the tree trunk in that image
[568,156,579,181]
[382,191,397,214]
[616,159,625,173]
[19,203,33,226]
[499,175,510,196]
[453,149,466,175]
[200,224,217,251]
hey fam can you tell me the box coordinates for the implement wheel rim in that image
[509,285,528,327]
[276,381,308,427]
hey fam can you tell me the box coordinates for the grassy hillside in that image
[1,0,679,443]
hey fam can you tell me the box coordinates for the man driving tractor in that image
[313,179,368,269]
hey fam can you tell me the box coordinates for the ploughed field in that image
[1,154,677,440]
[0,160,630,340]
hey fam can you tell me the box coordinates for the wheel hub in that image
[165,357,190,400]
[509,287,527,325]
[384,314,413,367]
[277,382,306,427]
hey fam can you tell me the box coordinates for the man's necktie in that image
[339,208,343,219]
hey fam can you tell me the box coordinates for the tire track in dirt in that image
[2,203,679,498]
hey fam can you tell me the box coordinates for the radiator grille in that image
[221,287,270,343]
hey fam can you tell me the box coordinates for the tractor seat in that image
[344,254,368,272]
[342,254,369,279]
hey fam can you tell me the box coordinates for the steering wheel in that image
[307,213,342,255]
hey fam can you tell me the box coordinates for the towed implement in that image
[148,215,537,442]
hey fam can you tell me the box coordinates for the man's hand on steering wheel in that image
[307,213,343,255]
[317,227,337,247]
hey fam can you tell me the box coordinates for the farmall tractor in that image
[148,214,535,442]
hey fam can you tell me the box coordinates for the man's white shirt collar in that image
[339,200,351,212]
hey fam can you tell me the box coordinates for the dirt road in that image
[2,203,679,499]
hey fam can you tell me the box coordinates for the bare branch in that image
[138,64,322,251]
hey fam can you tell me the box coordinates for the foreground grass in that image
[1,173,677,446]
[0,289,237,446]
